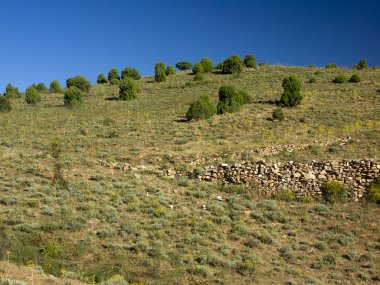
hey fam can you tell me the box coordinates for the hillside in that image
[0,65,379,284]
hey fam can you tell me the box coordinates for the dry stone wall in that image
[194,159,380,201]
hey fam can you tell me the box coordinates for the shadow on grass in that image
[105,96,119,101]
[254,99,279,105]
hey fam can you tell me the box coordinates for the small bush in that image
[121,67,141,80]
[280,75,302,107]
[349,74,361,83]
[97,73,109,84]
[325,63,338,69]
[66,75,91,92]
[155,67,166,82]
[119,77,139,100]
[4,83,21,99]
[192,62,204,74]
[64,86,83,107]
[259,62,268,66]
[353,58,368,70]
[272,108,284,121]
[108,68,120,82]
[333,73,347,83]
[175,61,192,71]
[217,84,244,114]
[109,77,120,85]
[194,73,204,81]
[49,80,61,93]
[165,65,176,76]
[239,90,252,104]
[200,57,214,73]
[244,54,256,68]
[308,77,316,83]
[321,181,346,203]
[367,177,380,203]
[186,95,216,121]
[373,65,379,70]
[273,188,295,201]
[35,82,47,93]
[309,64,315,67]
[0,96,12,112]
[221,55,244,74]
[25,86,41,105]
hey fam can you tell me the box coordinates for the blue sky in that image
[1,0,379,91]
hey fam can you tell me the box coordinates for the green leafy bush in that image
[349,74,361,83]
[0,96,12,112]
[165,65,176,76]
[186,95,216,121]
[353,58,368,70]
[108,68,120,82]
[273,188,295,201]
[321,181,347,203]
[200,57,214,73]
[35,82,47,93]
[244,54,256,68]
[194,72,204,81]
[4,84,21,99]
[308,77,316,83]
[119,77,139,100]
[309,64,315,67]
[155,68,166,82]
[239,90,252,104]
[121,67,141,80]
[367,177,380,203]
[325,63,338,69]
[221,55,244,74]
[49,80,61,93]
[217,84,244,114]
[175,61,192,71]
[280,75,302,107]
[66,75,91,92]
[109,78,120,85]
[333,73,347,83]
[25,86,41,105]
[97,73,109,84]
[272,108,284,121]
[192,62,204,74]
[64,86,83,107]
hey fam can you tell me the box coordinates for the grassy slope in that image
[0,66,379,284]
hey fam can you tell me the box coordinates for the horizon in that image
[1,0,379,92]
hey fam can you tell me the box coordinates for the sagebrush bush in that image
[121,67,141,80]
[66,75,91,92]
[186,95,216,121]
[349,74,361,83]
[64,86,83,107]
[217,84,243,114]
[0,96,12,112]
[272,108,284,121]
[325,63,338,69]
[4,84,21,99]
[49,80,61,93]
[97,73,109,84]
[108,68,120,82]
[25,85,41,105]
[175,61,192,70]
[333,73,347,83]
[280,75,302,107]
[166,65,176,76]
[321,181,347,203]
[194,72,204,81]
[367,177,380,203]
[244,54,256,68]
[200,57,214,73]
[221,55,244,74]
[119,77,139,100]
[353,58,368,70]
[192,62,204,74]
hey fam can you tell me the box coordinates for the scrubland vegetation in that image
[0,56,379,284]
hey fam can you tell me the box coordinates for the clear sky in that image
[1,0,379,91]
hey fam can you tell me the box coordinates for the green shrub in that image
[239,90,252,104]
[192,62,204,74]
[165,65,176,76]
[367,177,380,203]
[4,83,21,99]
[273,189,295,201]
[309,64,315,67]
[353,58,368,70]
[49,80,61,93]
[186,95,216,121]
[64,86,83,107]
[217,84,244,114]
[272,108,284,121]
[308,77,316,83]
[175,61,192,71]
[200,57,214,73]
[321,181,347,203]
[280,75,302,107]
[35,82,47,93]
[244,54,256,68]
[155,67,166,82]
[373,65,379,70]
[259,62,268,66]
[66,75,91,92]
[119,77,139,100]
[25,86,41,105]
[0,96,12,112]
[109,78,120,85]
[194,72,204,81]
[108,68,120,82]
[333,73,347,83]
[97,73,109,84]
[121,67,141,80]
[349,74,361,83]
[325,63,338,69]
[221,55,244,74]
